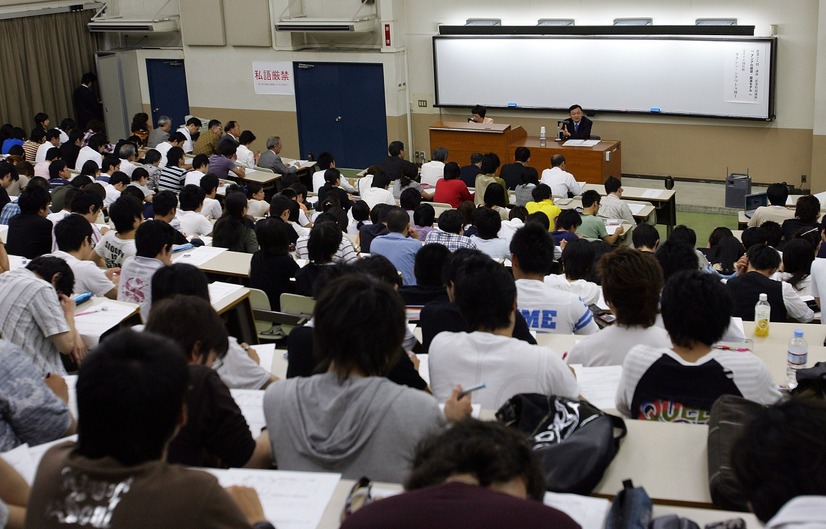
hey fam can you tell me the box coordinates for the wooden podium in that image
[429,121,527,170]
[429,121,621,185]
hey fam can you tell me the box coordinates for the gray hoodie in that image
[263,372,444,483]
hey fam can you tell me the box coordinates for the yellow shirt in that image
[525,199,561,231]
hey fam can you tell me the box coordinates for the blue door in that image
[146,59,190,130]
[294,62,388,169]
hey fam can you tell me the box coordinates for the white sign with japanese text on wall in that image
[252,61,294,95]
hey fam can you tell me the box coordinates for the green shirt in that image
[578,213,608,240]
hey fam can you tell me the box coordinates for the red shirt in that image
[433,179,473,208]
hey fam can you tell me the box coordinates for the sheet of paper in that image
[172,245,227,266]
[544,491,610,529]
[1,443,36,485]
[564,139,585,146]
[439,403,482,419]
[249,343,276,376]
[0,224,7,243]
[214,469,341,529]
[209,281,245,304]
[29,435,77,472]
[64,374,78,418]
[74,301,139,347]
[606,225,620,235]
[570,364,623,410]
[417,354,430,385]
[640,189,664,199]
[230,389,266,436]
[628,203,648,215]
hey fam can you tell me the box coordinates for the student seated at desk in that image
[153,263,276,390]
[295,222,342,297]
[599,176,635,225]
[781,194,820,243]
[177,184,214,238]
[24,329,273,529]
[632,223,660,252]
[423,210,477,252]
[473,153,505,208]
[433,162,473,209]
[317,168,353,213]
[95,194,143,268]
[118,220,175,319]
[250,218,299,312]
[146,296,271,468]
[398,243,450,306]
[341,420,579,529]
[51,213,118,299]
[578,190,624,244]
[358,203,391,253]
[616,270,781,424]
[544,238,602,305]
[469,206,510,260]
[524,184,560,232]
[6,184,52,258]
[727,244,814,323]
[568,248,670,367]
[747,182,794,228]
[264,273,471,483]
[732,398,826,528]
[429,254,579,411]
[213,192,259,254]
[512,224,598,336]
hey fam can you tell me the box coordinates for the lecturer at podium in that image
[561,104,592,140]
[469,105,493,124]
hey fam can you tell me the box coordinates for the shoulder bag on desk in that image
[496,393,627,495]
[707,394,765,512]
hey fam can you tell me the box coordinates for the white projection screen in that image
[433,36,776,120]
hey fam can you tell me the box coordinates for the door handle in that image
[335,116,342,122]
[153,108,160,112]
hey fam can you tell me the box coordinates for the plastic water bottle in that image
[539,126,547,147]
[786,329,808,389]
[754,293,770,337]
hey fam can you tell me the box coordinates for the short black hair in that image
[661,270,732,348]
[77,329,189,466]
[101,155,120,173]
[269,194,294,219]
[514,146,530,163]
[413,243,450,287]
[385,207,410,233]
[761,220,783,248]
[179,184,205,211]
[437,209,464,234]
[288,182,308,199]
[531,184,552,202]
[255,217,291,255]
[569,104,583,113]
[400,187,422,210]
[560,238,596,280]
[632,223,660,249]
[766,183,789,206]
[655,240,699,280]
[372,172,391,189]
[27,255,74,296]
[239,130,255,145]
[131,167,149,182]
[483,183,507,208]
[207,119,221,129]
[317,152,334,170]
[352,254,402,289]
[192,153,209,170]
[70,189,103,216]
[17,184,50,214]
[732,398,826,523]
[525,212,550,232]
[471,104,487,117]
[454,254,515,331]
[324,168,341,185]
[186,117,202,127]
[314,274,405,378]
[143,149,161,166]
[741,226,768,250]
[480,152,500,175]
[747,243,781,271]
[581,189,601,208]
[510,223,554,275]
[30,129,46,143]
[55,213,93,253]
[0,161,18,182]
[34,112,49,126]
[794,194,820,223]
[307,222,341,263]
[388,141,404,156]
[166,147,185,168]
[216,141,237,158]
[109,171,130,188]
[414,203,435,227]
[152,190,178,217]
[370,203,393,224]
[151,263,210,302]
[443,162,460,181]
[556,209,581,230]
[109,195,143,234]
[145,295,229,363]
[406,418,546,501]
[121,186,145,202]
[669,225,697,247]
[168,131,187,144]
[49,160,67,180]
[200,173,219,195]
[473,206,502,240]
[599,248,663,326]
[44,128,60,142]
[135,220,175,258]
[604,176,621,194]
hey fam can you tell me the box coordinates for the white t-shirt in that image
[74,146,103,172]
[35,142,54,163]
[119,158,139,177]
[184,170,206,188]
[47,210,71,225]
[247,199,269,218]
[469,236,510,260]
[811,258,826,325]
[616,344,781,423]
[155,141,173,168]
[567,324,671,367]
[94,231,136,268]
[771,271,813,297]
[49,250,115,297]
[498,218,524,246]
[201,197,222,220]
[419,160,445,187]
[102,182,121,207]
[117,255,165,321]
[236,145,255,169]
[429,331,580,411]
[360,187,396,209]
[543,274,602,306]
[177,126,194,153]
[540,167,581,198]
[177,209,213,237]
[515,278,599,335]
[214,340,273,390]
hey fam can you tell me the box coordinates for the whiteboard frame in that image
[432,35,777,121]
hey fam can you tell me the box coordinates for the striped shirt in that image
[295,235,358,264]
[22,140,40,162]
[157,165,187,193]
[0,268,70,375]
[0,202,20,225]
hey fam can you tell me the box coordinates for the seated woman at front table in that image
[433,162,472,208]
[262,273,471,483]
[616,270,781,424]
[468,104,493,124]
[213,191,259,253]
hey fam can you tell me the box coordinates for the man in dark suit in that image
[379,140,418,181]
[561,104,593,140]
[499,147,539,190]
[73,73,102,130]
[459,152,483,188]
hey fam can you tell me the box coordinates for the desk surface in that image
[554,197,656,220]
[200,250,254,278]
[580,183,675,203]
